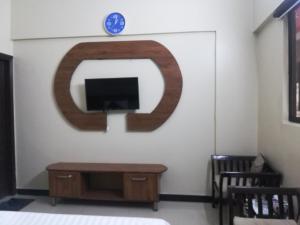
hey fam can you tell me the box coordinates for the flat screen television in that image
[85,77,139,111]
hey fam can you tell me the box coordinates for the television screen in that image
[85,77,139,111]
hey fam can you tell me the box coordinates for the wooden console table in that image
[47,162,167,210]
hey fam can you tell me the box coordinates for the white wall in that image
[12,0,247,40]
[253,0,284,31]
[0,0,13,54]
[256,17,300,187]
[12,0,258,195]
[14,33,216,194]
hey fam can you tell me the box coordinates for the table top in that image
[47,162,167,174]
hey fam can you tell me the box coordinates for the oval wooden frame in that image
[54,40,182,131]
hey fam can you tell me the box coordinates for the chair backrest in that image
[211,155,256,175]
[228,187,300,225]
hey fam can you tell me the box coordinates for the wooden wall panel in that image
[53,40,182,131]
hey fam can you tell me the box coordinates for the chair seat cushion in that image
[250,153,265,173]
[234,217,297,225]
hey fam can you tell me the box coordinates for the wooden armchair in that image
[228,187,300,225]
[211,155,282,225]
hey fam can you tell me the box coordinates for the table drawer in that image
[49,171,81,198]
[124,173,157,202]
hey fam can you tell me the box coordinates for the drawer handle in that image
[56,175,73,179]
[131,177,147,182]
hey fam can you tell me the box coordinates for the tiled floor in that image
[16,196,219,225]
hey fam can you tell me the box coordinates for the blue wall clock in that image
[104,12,126,35]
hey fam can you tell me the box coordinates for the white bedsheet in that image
[234,217,297,225]
[0,211,170,225]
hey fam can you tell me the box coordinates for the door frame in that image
[0,52,16,196]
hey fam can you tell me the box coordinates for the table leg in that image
[51,197,57,206]
[152,201,158,211]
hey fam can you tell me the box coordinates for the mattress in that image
[0,211,170,225]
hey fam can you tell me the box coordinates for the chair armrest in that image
[219,171,282,188]
[220,171,282,178]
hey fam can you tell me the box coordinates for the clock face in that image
[104,12,125,35]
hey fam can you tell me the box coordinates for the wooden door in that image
[0,54,15,199]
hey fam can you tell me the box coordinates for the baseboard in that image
[159,194,212,202]
[16,189,212,203]
[17,189,49,196]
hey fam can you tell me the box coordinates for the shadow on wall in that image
[77,84,87,111]
[204,158,220,225]
[26,171,48,190]
[206,159,211,195]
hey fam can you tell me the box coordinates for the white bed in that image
[234,217,297,225]
[0,211,170,225]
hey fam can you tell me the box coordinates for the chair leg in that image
[229,198,233,225]
[212,182,220,208]
[212,183,216,208]
[219,192,223,225]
